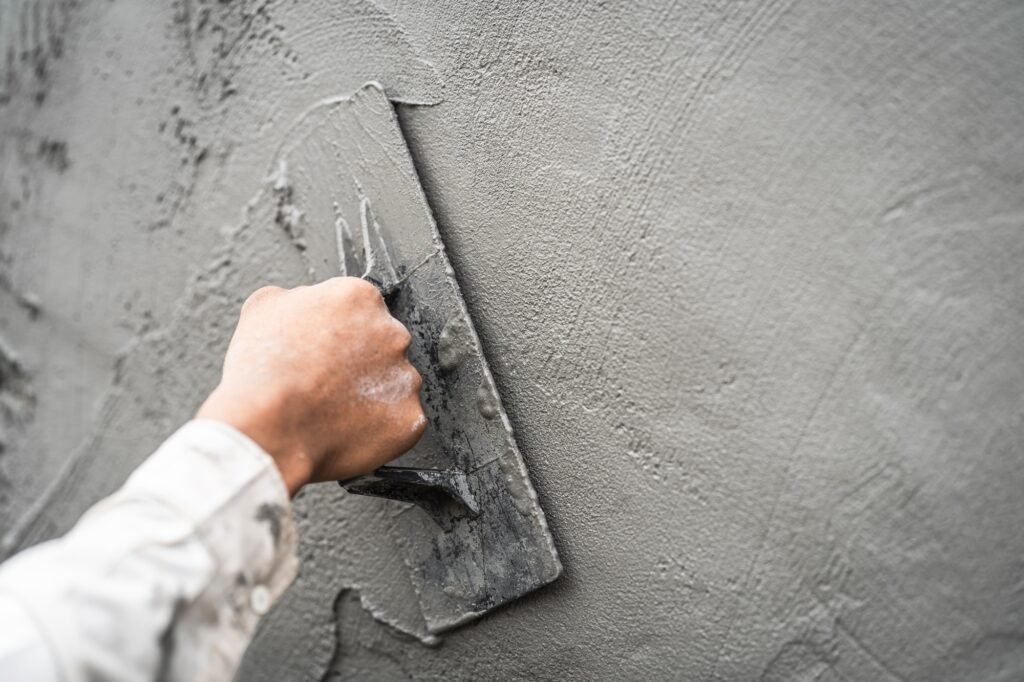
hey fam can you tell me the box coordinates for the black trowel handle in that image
[339,467,480,528]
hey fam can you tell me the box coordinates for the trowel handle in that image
[339,466,479,527]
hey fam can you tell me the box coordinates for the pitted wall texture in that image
[1,1,1022,679]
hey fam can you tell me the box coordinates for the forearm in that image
[0,421,298,682]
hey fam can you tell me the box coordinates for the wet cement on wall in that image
[2,0,1023,679]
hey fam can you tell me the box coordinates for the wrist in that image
[197,385,314,497]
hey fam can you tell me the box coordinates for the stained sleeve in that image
[0,419,299,682]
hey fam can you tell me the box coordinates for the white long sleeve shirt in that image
[0,420,299,682]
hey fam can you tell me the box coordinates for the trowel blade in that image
[278,82,561,634]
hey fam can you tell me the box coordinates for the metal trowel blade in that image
[276,82,561,634]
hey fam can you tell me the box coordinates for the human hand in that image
[197,278,426,496]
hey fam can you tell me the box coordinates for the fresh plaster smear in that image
[2,1,1024,680]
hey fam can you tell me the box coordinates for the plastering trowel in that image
[277,83,561,634]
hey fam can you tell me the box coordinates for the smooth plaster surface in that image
[2,0,1023,679]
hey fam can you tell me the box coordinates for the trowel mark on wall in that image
[175,0,443,106]
[160,0,447,257]
[760,639,836,682]
[35,138,69,173]
[270,160,307,253]
[0,337,34,430]
[175,0,277,102]
[148,103,216,233]
[931,632,1024,682]
[275,0,444,106]
[0,132,50,322]
[751,461,1000,681]
[0,135,314,558]
[0,0,75,107]
[615,420,682,486]
[0,336,35,506]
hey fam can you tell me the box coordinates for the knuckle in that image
[342,277,385,307]
[394,323,413,351]
[316,277,384,313]
[408,365,423,391]
[346,276,379,297]
[324,276,371,295]
[353,277,378,293]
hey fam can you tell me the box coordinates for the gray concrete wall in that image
[2,0,1023,679]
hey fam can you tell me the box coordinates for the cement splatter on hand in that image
[357,366,416,406]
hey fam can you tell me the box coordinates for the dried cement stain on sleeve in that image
[255,503,284,548]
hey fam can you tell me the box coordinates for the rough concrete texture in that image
[2,0,1023,679]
